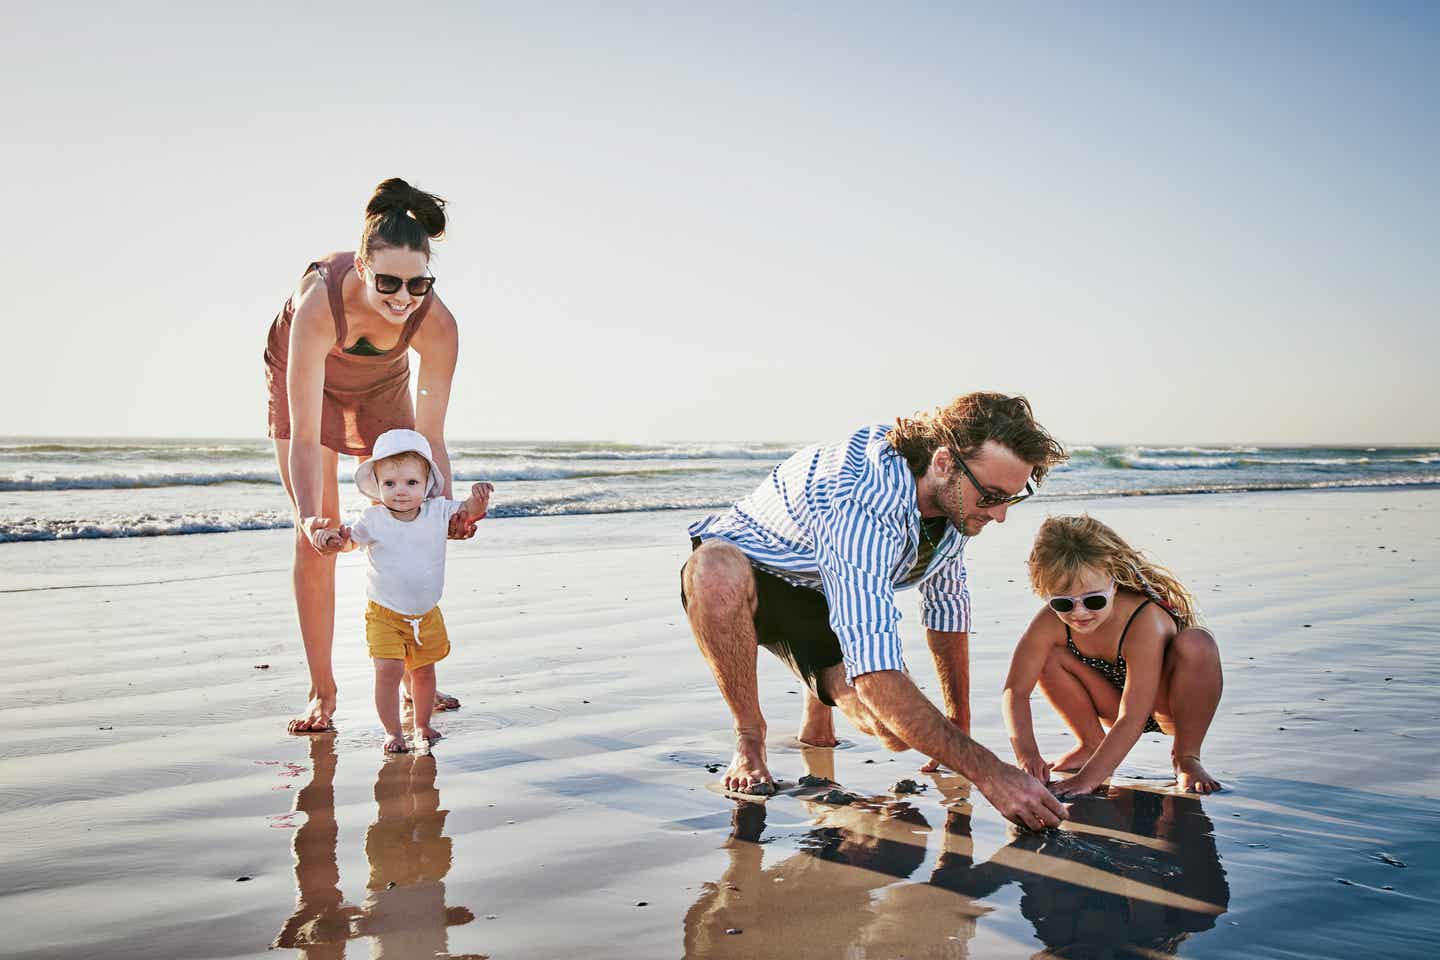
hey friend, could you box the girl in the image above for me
[1003,516,1223,796]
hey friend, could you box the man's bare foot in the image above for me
[1051,742,1098,772]
[383,733,409,754]
[725,733,775,795]
[797,709,838,748]
[1175,754,1221,794]
[287,694,336,734]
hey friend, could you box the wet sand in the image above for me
[2,488,1437,958]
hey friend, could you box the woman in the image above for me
[265,177,469,733]
[1002,515,1223,795]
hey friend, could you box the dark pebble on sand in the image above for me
[1335,878,1354,886]
[387,881,396,889]
[1278,727,1286,731]
[636,901,649,907]
[1383,884,1395,891]
[891,779,927,794]
[725,928,743,935]
[236,876,252,882]
[864,759,876,764]
[582,700,590,704]
[798,774,835,789]
[254,664,269,669]
[1373,852,1407,868]
[815,789,856,806]
[99,726,113,731]
[1385,677,1393,681]
[1303,624,1312,628]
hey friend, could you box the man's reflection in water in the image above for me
[272,738,477,959]
[685,751,1230,959]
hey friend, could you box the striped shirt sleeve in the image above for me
[920,559,971,633]
[812,494,909,681]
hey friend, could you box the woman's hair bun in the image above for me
[360,178,447,256]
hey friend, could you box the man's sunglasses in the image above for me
[1047,583,1115,614]
[954,455,1036,508]
[368,268,435,297]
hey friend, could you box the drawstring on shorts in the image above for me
[404,616,424,646]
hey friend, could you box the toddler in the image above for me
[320,429,492,753]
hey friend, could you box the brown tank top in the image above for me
[263,252,434,456]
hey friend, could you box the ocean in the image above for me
[1,437,1437,544]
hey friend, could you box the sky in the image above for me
[4,2,1437,444]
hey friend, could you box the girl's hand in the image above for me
[1017,754,1052,784]
[1049,774,1103,801]
[301,517,343,555]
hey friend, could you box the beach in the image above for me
[2,486,1438,958]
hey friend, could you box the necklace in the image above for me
[917,517,963,565]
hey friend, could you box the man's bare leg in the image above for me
[683,543,773,795]
[797,688,839,747]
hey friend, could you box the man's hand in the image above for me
[975,759,1068,830]
[300,516,343,555]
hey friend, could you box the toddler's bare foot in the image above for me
[1175,755,1221,794]
[383,733,409,754]
[1051,742,1098,772]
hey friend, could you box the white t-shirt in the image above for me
[349,498,465,616]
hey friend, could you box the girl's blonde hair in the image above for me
[1028,515,1199,629]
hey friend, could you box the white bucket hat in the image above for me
[354,429,446,501]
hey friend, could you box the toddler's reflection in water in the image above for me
[686,748,1229,958]
[273,737,480,959]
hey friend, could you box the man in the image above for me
[681,392,1069,830]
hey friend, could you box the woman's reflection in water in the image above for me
[686,748,1230,959]
[272,737,478,959]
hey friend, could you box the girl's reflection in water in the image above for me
[272,736,479,959]
[686,748,1229,958]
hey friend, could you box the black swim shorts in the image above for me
[680,539,844,707]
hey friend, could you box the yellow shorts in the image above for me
[365,601,450,672]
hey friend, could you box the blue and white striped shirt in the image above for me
[689,425,970,682]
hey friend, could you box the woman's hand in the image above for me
[301,516,344,555]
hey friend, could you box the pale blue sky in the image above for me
[4,2,1436,443]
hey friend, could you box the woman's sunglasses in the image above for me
[367,266,435,297]
[1047,582,1115,614]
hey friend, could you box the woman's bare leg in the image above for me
[1038,647,1120,771]
[275,438,341,733]
[1155,628,1223,793]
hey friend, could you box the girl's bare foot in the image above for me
[1051,742,1098,772]
[383,733,409,754]
[1175,754,1221,794]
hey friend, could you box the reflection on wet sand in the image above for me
[272,737,481,959]
[685,749,1229,958]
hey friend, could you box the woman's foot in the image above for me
[1175,754,1221,794]
[287,694,336,734]
[383,732,409,754]
[415,725,443,743]
[1051,742,1098,772]
[403,690,461,711]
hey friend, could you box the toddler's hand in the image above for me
[301,516,343,555]
[469,481,494,519]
